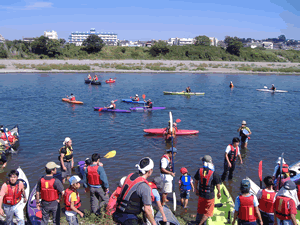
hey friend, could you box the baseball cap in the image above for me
[69,175,81,185]
[180,167,188,174]
[167,147,177,153]
[63,137,71,145]
[45,162,60,169]
[283,180,296,190]
[201,155,212,163]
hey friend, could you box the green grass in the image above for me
[32,63,91,70]
[0,64,6,69]
[13,64,32,69]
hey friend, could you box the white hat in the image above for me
[135,94,138,96]
[111,100,114,103]
[242,120,247,125]
[69,175,81,185]
[276,157,286,164]
[63,137,71,145]
[135,157,154,174]
[119,176,127,187]
[45,162,60,169]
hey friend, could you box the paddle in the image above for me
[74,150,116,168]
[258,160,262,188]
[169,111,177,212]
[175,119,181,123]
[264,86,268,89]
[142,94,146,107]
[279,153,284,190]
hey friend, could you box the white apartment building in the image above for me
[68,28,118,46]
[167,37,195,46]
[262,41,273,49]
[44,30,58,40]
[209,37,218,46]
[0,34,5,43]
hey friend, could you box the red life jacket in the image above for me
[199,168,214,193]
[281,164,289,174]
[112,104,116,109]
[87,165,102,186]
[275,196,293,220]
[148,182,157,202]
[258,189,275,213]
[40,177,59,201]
[0,133,7,141]
[106,186,122,215]
[160,155,172,174]
[64,188,81,211]
[7,132,14,143]
[95,77,98,81]
[70,96,75,101]
[3,182,22,205]
[238,195,257,222]
[228,144,238,162]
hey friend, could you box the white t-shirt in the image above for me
[225,145,240,155]
[160,157,173,181]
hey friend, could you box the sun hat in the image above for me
[63,137,71,145]
[242,121,247,125]
[180,167,188,174]
[201,155,212,163]
[69,175,81,185]
[167,147,177,153]
[276,157,286,164]
[46,162,60,169]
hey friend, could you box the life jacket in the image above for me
[40,177,59,201]
[230,84,234,88]
[297,185,300,203]
[106,186,122,215]
[258,189,275,213]
[94,77,98,81]
[148,182,157,202]
[281,164,289,174]
[228,144,238,162]
[112,103,116,109]
[64,188,81,211]
[199,168,214,193]
[275,196,292,220]
[87,165,102,186]
[160,154,172,174]
[7,132,14,143]
[58,146,73,162]
[3,181,22,205]
[70,96,75,101]
[275,176,290,192]
[117,173,152,214]
[134,97,139,101]
[238,195,257,222]
[147,102,153,108]
[0,133,7,141]
[180,175,192,191]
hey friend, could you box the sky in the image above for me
[0,0,299,41]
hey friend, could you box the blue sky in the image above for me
[0,0,299,41]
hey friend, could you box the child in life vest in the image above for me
[106,176,126,216]
[64,175,84,225]
[178,167,194,208]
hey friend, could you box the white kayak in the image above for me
[256,89,288,93]
[17,167,30,210]
[245,177,260,195]
[289,160,300,178]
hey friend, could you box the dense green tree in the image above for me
[194,35,210,46]
[224,36,243,56]
[31,36,61,57]
[81,34,105,53]
[0,45,7,58]
[149,41,169,57]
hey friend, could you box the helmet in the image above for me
[111,100,114,103]
[135,94,138,97]
[148,99,151,102]
[240,179,250,192]
[241,120,246,125]
[272,84,274,86]
[180,167,188,174]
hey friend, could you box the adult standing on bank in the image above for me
[82,153,109,215]
[194,155,221,225]
[237,121,252,149]
[59,137,74,184]
[0,170,27,225]
[36,162,64,225]
[221,137,243,181]
[113,157,156,225]
[160,147,177,206]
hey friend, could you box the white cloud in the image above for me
[24,1,53,10]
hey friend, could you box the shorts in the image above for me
[61,161,72,178]
[197,196,215,217]
[241,137,248,143]
[180,190,190,199]
[163,180,172,193]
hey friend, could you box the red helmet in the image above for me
[180,167,188,174]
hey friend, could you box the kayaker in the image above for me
[82,153,109,215]
[36,162,64,225]
[109,78,113,81]
[160,147,177,206]
[186,86,191,93]
[106,176,126,216]
[194,155,221,225]
[67,94,76,101]
[232,179,263,225]
[273,157,290,191]
[113,157,156,225]
[229,81,234,88]
[0,152,7,169]
[221,137,243,181]
[133,94,139,101]
[237,120,252,148]
[0,170,27,225]
[0,127,14,144]
[93,75,98,81]
[87,74,92,80]
[165,121,176,141]
[145,99,153,108]
[64,175,84,225]
[59,137,74,184]
[257,176,276,225]
[274,180,299,225]
[105,100,116,110]
[270,84,276,91]
[179,167,194,209]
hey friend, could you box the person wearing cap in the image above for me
[82,153,109,215]
[67,94,76,101]
[270,84,276,91]
[221,137,243,181]
[36,162,64,225]
[59,137,74,184]
[64,175,84,225]
[105,100,116,110]
[229,81,234,88]
[274,180,299,225]
[179,167,194,209]
[133,94,139,101]
[113,157,156,225]
[145,99,153,108]
[257,176,276,225]
[232,179,263,225]
[0,170,27,225]
[160,147,177,206]
[237,121,252,149]
[194,155,221,225]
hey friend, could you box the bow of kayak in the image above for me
[122,99,146,104]
[94,107,131,113]
[106,80,116,83]
[144,128,199,135]
[62,98,83,104]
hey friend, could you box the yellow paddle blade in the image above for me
[104,150,116,159]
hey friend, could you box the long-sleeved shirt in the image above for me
[82,164,109,189]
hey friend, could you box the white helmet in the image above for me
[135,94,138,97]
[242,120,246,125]
[111,100,114,103]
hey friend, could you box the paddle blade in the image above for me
[173,191,177,211]
[142,94,145,99]
[176,119,181,123]
[98,108,103,112]
[258,161,262,181]
[113,99,118,102]
[36,210,42,219]
[104,150,116,159]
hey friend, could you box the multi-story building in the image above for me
[0,34,5,43]
[68,28,118,46]
[22,37,36,43]
[167,37,195,46]
[44,30,58,40]
[209,37,219,46]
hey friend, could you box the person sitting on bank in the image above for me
[67,94,76,101]
[64,175,84,225]
[93,75,98,81]
[237,120,252,149]
[133,94,139,101]
[145,99,153,108]
[0,170,27,225]
[229,81,234,88]
[105,101,116,110]
[179,167,194,209]
[186,86,191,93]
[59,137,74,184]
[270,84,276,91]
[232,179,263,225]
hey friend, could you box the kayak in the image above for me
[155,205,180,225]
[91,80,101,85]
[289,160,300,178]
[106,80,116,83]
[62,98,83,104]
[94,107,131,113]
[122,99,146,104]
[163,91,205,95]
[256,89,288,93]
[130,107,166,111]
[245,177,260,195]
[207,183,236,224]
[0,125,20,154]
[84,79,91,84]
[17,167,30,210]
[144,128,199,135]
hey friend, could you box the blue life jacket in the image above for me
[180,175,191,191]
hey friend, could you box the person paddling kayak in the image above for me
[145,99,153,108]
[186,86,191,93]
[132,94,139,101]
[270,84,276,91]
[165,121,176,141]
[105,101,116,110]
[93,75,98,81]
[87,74,92,80]
[229,81,234,88]
[67,94,76,101]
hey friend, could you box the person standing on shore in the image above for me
[36,162,64,225]
[221,137,243,181]
[59,137,74,184]
[194,155,221,225]
[237,121,252,149]
[82,153,109,215]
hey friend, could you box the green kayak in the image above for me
[163,91,205,95]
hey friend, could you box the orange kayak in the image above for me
[62,98,83,104]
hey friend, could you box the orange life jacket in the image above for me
[228,144,238,162]
[106,186,122,215]
[40,177,59,201]
[275,196,294,220]
[238,195,257,222]
[199,168,214,193]
[64,188,81,211]
[258,189,275,213]
[87,165,102,186]
[3,182,22,205]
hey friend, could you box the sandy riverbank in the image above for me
[0,59,300,74]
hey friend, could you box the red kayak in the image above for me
[144,128,199,135]
[106,80,116,83]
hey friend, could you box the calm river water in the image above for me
[0,72,300,214]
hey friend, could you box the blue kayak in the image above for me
[122,99,146,104]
